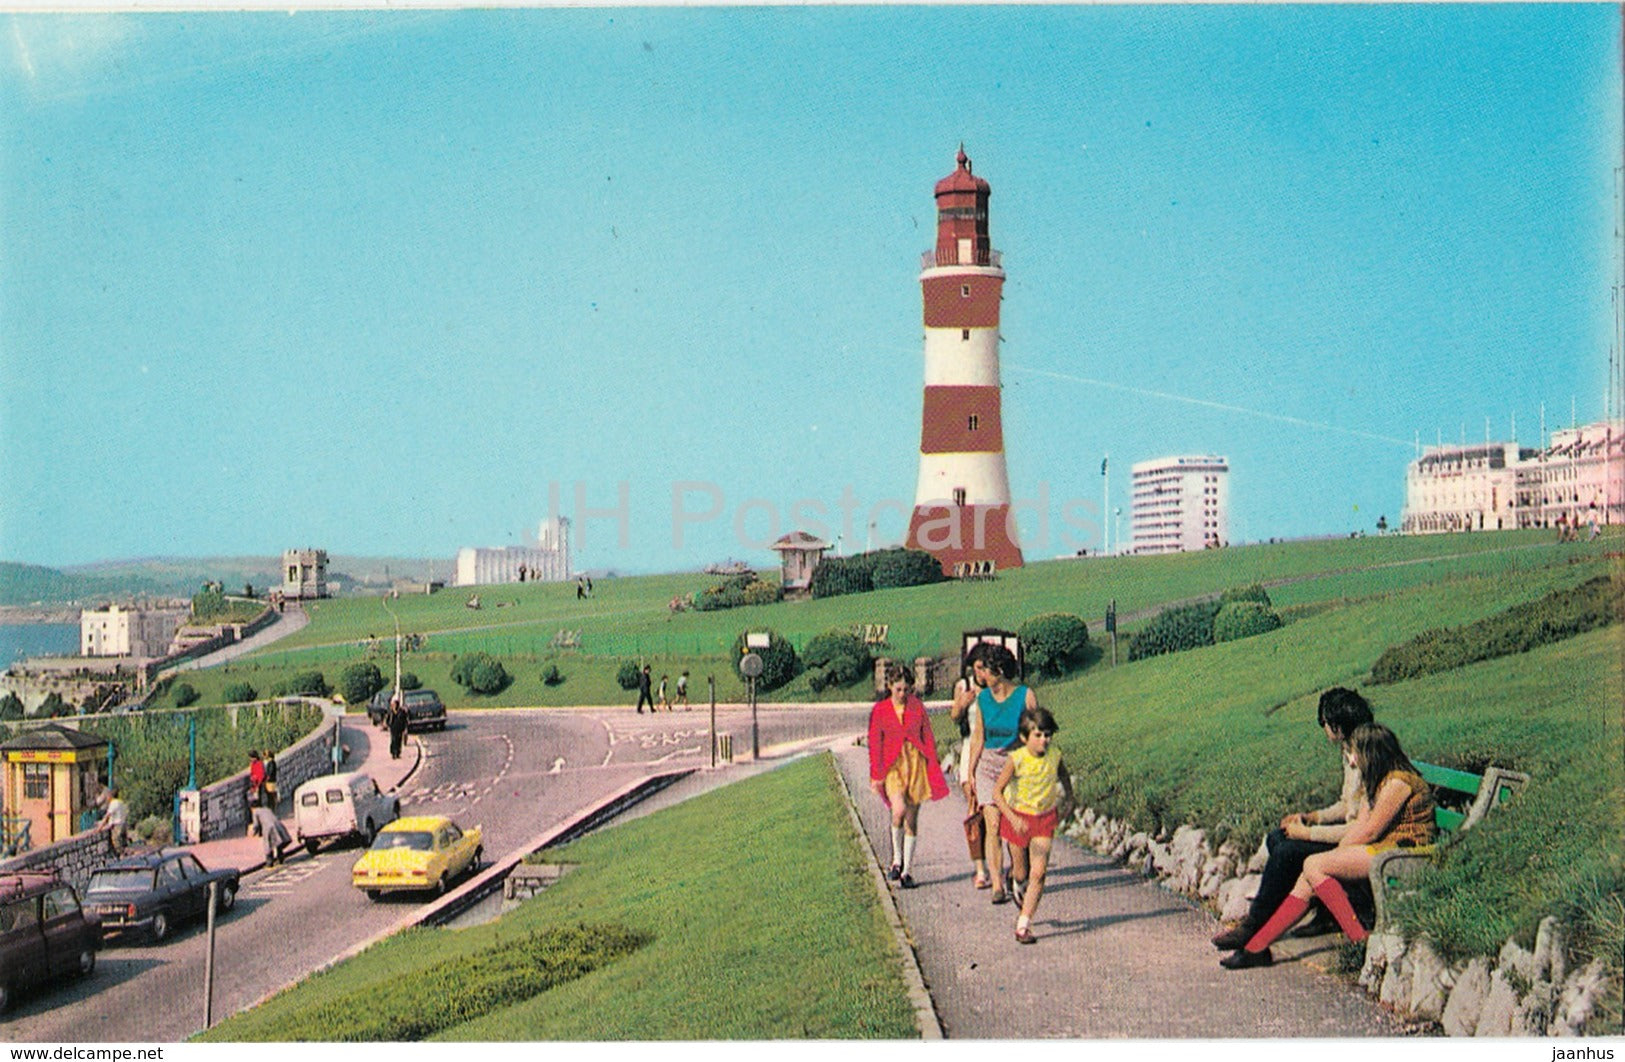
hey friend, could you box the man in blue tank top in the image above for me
[961,644,1037,904]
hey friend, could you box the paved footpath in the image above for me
[833,744,1402,1039]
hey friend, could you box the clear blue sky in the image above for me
[2,6,1620,573]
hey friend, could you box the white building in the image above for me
[455,517,571,587]
[1403,420,1623,534]
[80,603,188,658]
[1130,455,1230,555]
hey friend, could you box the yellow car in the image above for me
[351,815,483,900]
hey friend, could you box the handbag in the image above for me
[963,794,986,858]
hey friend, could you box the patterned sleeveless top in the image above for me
[1376,769,1437,847]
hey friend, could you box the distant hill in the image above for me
[0,555,452,606]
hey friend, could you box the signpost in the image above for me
[1106,599,1118,667]
[742,634,769,760]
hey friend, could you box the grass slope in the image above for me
[201,755,915,1041]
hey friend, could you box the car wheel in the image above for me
[363,819,376,845]
[304,838,320,856]
[150,911,170,943]
[0,980,11,1013]
[366,889,382,901]
[434,874,447,897]
[77,947,96,978]
[471,846,484,872]
[217,883,237,913]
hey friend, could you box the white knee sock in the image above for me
[890,825,904,868]
[902,833,917,876]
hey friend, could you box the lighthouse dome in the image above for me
[934,147,990,197]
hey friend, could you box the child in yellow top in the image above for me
[992,707,1075,944]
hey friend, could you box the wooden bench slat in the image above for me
[1416,760,1483,796]
[1434,807,1467,833]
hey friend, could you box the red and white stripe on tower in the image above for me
[904,147,1024,575]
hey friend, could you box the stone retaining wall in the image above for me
[0,828,117,895]
[181,699,344,842]
[1062,803,1615,1035]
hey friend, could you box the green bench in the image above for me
[1368,760,1529,924]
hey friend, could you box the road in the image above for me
[7,704,870,1042]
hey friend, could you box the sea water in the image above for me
[0,622,79,665]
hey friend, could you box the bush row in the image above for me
[1370,574,1622,685]
[1127,585,1280,661]
[289,924,650,1041]
[809,548,943,599]
[691,574,782,611]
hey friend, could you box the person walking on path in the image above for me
[961,644,1037,904]
[261,750,280,812]
[991,707,1076,944]
[868,664,950,889]
[250,791,292,866]
[1220,722,1436,969]
[1211,687,1374,949]
[676,670,689,709]
[658,674,672,712]
[386,691,409,761]
[950,644,991,889]
[635,664,654,714]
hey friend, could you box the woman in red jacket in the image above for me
[869,663,950,888]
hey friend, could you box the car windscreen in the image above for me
[370,831,433,852]
[87,869,155,892]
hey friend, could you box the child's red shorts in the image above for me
[1000,808,1059,848]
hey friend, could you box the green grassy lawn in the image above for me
[199,754,916,1041]
[959,558,1622,998]
[187,529,1616,711]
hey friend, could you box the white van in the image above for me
[292,772,401,855]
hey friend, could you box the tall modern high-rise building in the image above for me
[1130,455,1230,554]
[904,148,1024,576]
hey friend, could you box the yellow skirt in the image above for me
[883,743,933,805]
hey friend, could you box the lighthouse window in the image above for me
[962,328,970,341]
[961,285,971,297]
[968,415,979,431]
[953,488,967,507]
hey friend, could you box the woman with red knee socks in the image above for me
[1220,723,1436,969]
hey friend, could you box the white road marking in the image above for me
[550,757,565,774]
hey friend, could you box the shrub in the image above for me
[134,815,172,846]
[741,579,782,606]
[0,693,21,720]
[801,629,872,692]
[870,548,945,590]
[732,629,798,692]
[172,683,200,708]
[1370,574,1619,684]
[809,554,875,599]
[271,671,330,698]
[337,663,385,707]
[1126,601,1221,661]
[39,692,69,717]
[1017,613,1091,678]
[468,659,511,696]
[399,672,421,691]
[616,661,642,690]
[542,664,564,686]
[1220,584,1273,608]
[451,652,498,688]
[220,682,258,704]
[1214,601,1284,643]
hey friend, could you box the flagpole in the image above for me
[1102,454,1110,555]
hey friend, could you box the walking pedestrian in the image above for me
[576,576,586,600]
[387,691,409,760]
[949,644,991,889]
[658,674,671,712]
[868,664,949,889]
[635,664,654,714]
[960,644,1037,904]
[991,707,1076,943]
[676,670,690,709]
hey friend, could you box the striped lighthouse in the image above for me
[904,147,1024,575]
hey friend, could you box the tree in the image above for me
[172,683,200,708]
[0,692,23,720]
[338,663,386,707]
[1017,613,1091,678]
[616,661,642,690]
[468,659,510,695]
[399,672,421,691]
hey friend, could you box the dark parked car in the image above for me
[366,688,447,731]
[0,871,98,1011]
[83,850,239,943]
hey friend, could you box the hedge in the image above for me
[1214,601,1283,643]
[1370,574,1621,684]
[1017,613,1090,678]
[801,629,872,692]
[1126,601,1220,661]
